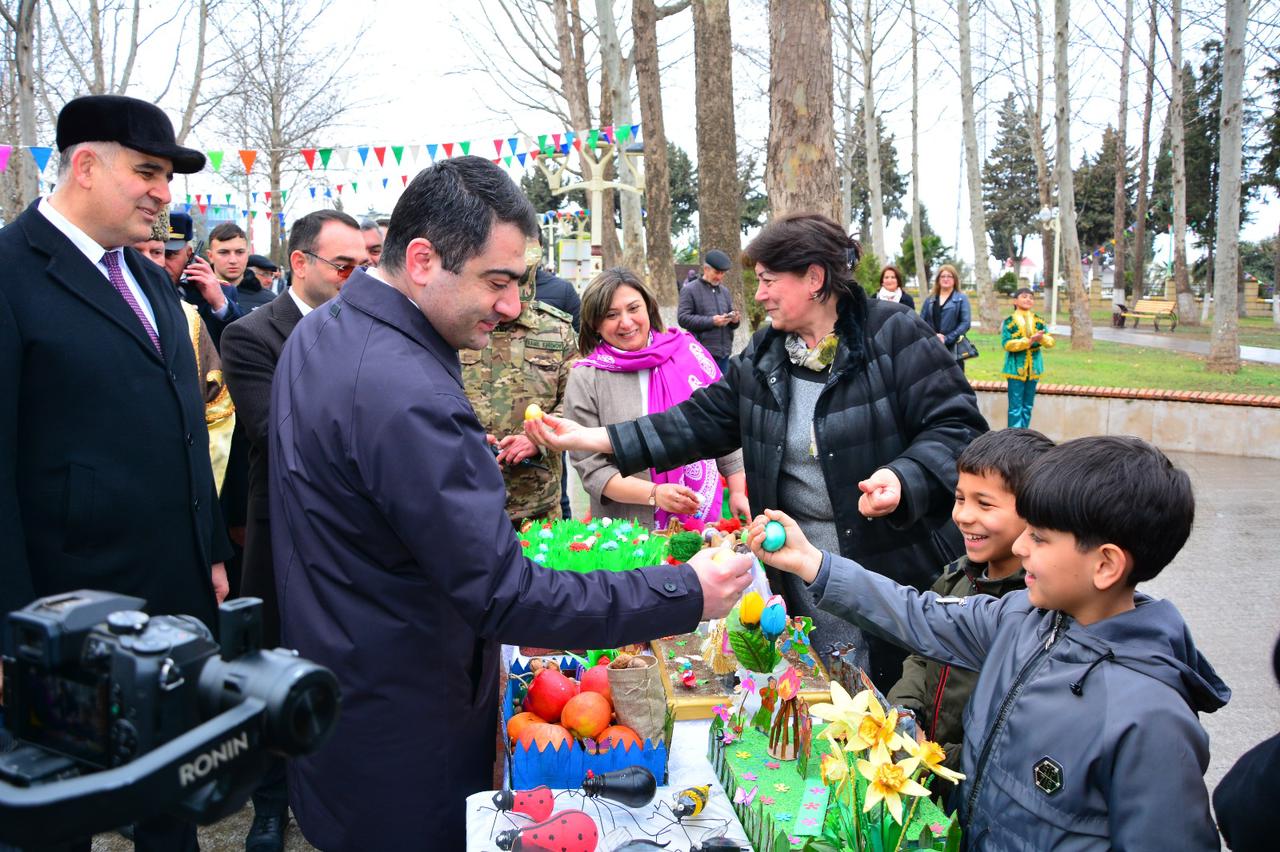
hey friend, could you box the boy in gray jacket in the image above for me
[748,436,1229,850]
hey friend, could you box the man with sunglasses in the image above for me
[219,209,367,852]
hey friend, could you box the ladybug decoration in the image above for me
[491,785,555,823]
[494,809,599,852]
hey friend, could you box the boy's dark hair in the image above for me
[1014,287,1033,298]
[1017,436,1194,584]
[208,222,245,244]
[957,428,1055,496]
[381,156,537,276]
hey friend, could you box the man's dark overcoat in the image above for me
[219,290,303,647]
[0,201,230,627]
[270,270,705,850]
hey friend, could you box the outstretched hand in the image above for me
[857,468,902,518]
[687,547,754,620]
[746,509,823,584]
[522,412,612,455]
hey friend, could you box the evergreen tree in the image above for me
[1073,126,1135,255]
[896,205,951,281]
[521,169,563,214]
[739,152,769,234]
[982,93,1041,264]
[667,142,699,238]
[847,102,906,245]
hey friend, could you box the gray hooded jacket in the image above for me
[811,552,1230,851]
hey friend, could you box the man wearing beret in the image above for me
[677,247,740,374]
[0,94,232,850]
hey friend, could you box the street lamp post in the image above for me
[1036,206,1062,329]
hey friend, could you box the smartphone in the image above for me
[187,239,206,266]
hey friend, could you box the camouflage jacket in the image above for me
[461,298,575,522]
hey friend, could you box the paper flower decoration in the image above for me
[776,666,802,701]
[905,737,967,784]
[856,755,932,824]
[739,591,765,628]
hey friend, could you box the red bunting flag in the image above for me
[264,191,272,204]
[552,133,562,147]
[336,184,344,194]
[197,202,208,214]
[239,149,257,174]
[494,139,504,155]
[442,142,454,158]
[301,149,317,169]
[401,174,408,186]
[373,146,386,166]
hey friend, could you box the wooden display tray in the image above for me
[651,632,832,721]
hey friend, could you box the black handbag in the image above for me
[953,335,979,361]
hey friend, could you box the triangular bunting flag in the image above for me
[309,187,316,199]
[224,193,231,204]
[460,141,471,156]
[197,201,208,214]
[264,191,272,204]
[391,145,404,165]
[565,131,576,148]
[443,142,454,158]
[427,143,438,161]
[508,137,519,155]
[277,213,285,225]
[630,123,640,141]
[587,130,599,149]
[382,177,388,188]
[517,152,527,166]
[601,125,614,143]
[552,133,562,147]
[494,139,504,155]
[537,134,548,153]
[29,146,52,172]
[616,125,631,143]
[335,148,351,169]
[208,150,224,172]
[560,143,570,155]
[239,149,257,174]
[504,156,512,167]
[252,192,258,203]
[572,136,582,152]
[351,181,358,192]
[186,194,191,204]
[302,149,317,169]
[195,194,202,203]
[280,189,288,202]
[318,148,333,168]
[492,158,500,165]
[401,174,408,186]
[357,146,370,166]
[374,146,386,166]
[336,184,344,194]
[241,209,248,218]
[324,188,332,197]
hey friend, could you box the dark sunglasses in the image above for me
[303,250,364,280]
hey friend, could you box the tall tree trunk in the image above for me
[597,65,623,270]
[839,0,854,228]
[861,0,886,264]
[1132,0,1156,302]
[910,0,927,295]
[595,0,646,277]
[1027,1,1055,304]
[958,0,1000,329]
[633,0,678,306]
[692,0,745,316]
[1273,220,1279,327]
[1055,0,1092,349]
[1,0,40,209]
[765,0,839,221]
[1170,0,1196,322]
[1112,0,1133,313]
[1207,0,1247,373]
[552,0,592,131]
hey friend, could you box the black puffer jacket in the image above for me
[608,297,988,592]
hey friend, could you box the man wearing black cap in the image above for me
[162,210,244,347]
[677,247,740,373]
[238,254,279,311]
[0,94,232,851]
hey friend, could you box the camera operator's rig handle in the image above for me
[0,699,269,849]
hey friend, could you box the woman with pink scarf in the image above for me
[565,268,749,529]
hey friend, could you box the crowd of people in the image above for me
[0,94,1270,852]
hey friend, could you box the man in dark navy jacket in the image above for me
[270,157,753,851]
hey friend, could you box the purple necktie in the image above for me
[102,250,161,354]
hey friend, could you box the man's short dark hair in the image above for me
[381,156,537,275]
[1017,436,1195,585]
[287,210,361,257]
[208,222,246,244]
[957,428,1055,497]
[359,218,382,233]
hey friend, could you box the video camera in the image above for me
[0,591,340,849]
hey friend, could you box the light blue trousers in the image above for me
[1007,379,1039,429]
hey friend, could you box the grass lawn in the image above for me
[964,331,1280,396]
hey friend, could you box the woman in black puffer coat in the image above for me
[527,214,988,686]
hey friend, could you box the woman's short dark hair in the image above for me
[742,214,864,308]
[577,267,665,356]
[1016,436,1195,585]
[381,156,537,275]
[879,264,905,288]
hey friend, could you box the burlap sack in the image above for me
[607,655,667,746]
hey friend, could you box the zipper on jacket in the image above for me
[964,611,1068,820]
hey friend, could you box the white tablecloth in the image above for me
[465,718,754,851]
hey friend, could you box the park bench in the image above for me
[1120,299,1179,331]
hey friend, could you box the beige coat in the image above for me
[564,364,744,527]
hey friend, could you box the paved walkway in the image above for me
[1048,323,1280,365]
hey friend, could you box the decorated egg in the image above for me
[523,403,544,422]
[762,520,787,553]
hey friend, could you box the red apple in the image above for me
[579,663,613,703]
[524,669,578,724]
[561,692,612,740]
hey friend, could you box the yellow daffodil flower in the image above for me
[820,752,848,786]
[838,691,904,763]
[739,591,765,627]
[857,756,931,824]
[809,681,876,744]
[904,737,966,784]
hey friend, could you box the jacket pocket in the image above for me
[62,463,98,555]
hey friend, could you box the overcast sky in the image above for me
[136,0,1277,272]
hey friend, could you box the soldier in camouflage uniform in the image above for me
[461,241,576,526]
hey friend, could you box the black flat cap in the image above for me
[703,249,731,271]
[247,254,278,272]
[57,95,205,174]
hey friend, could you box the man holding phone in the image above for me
[163,211,243,347]
[677,248,740,374]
